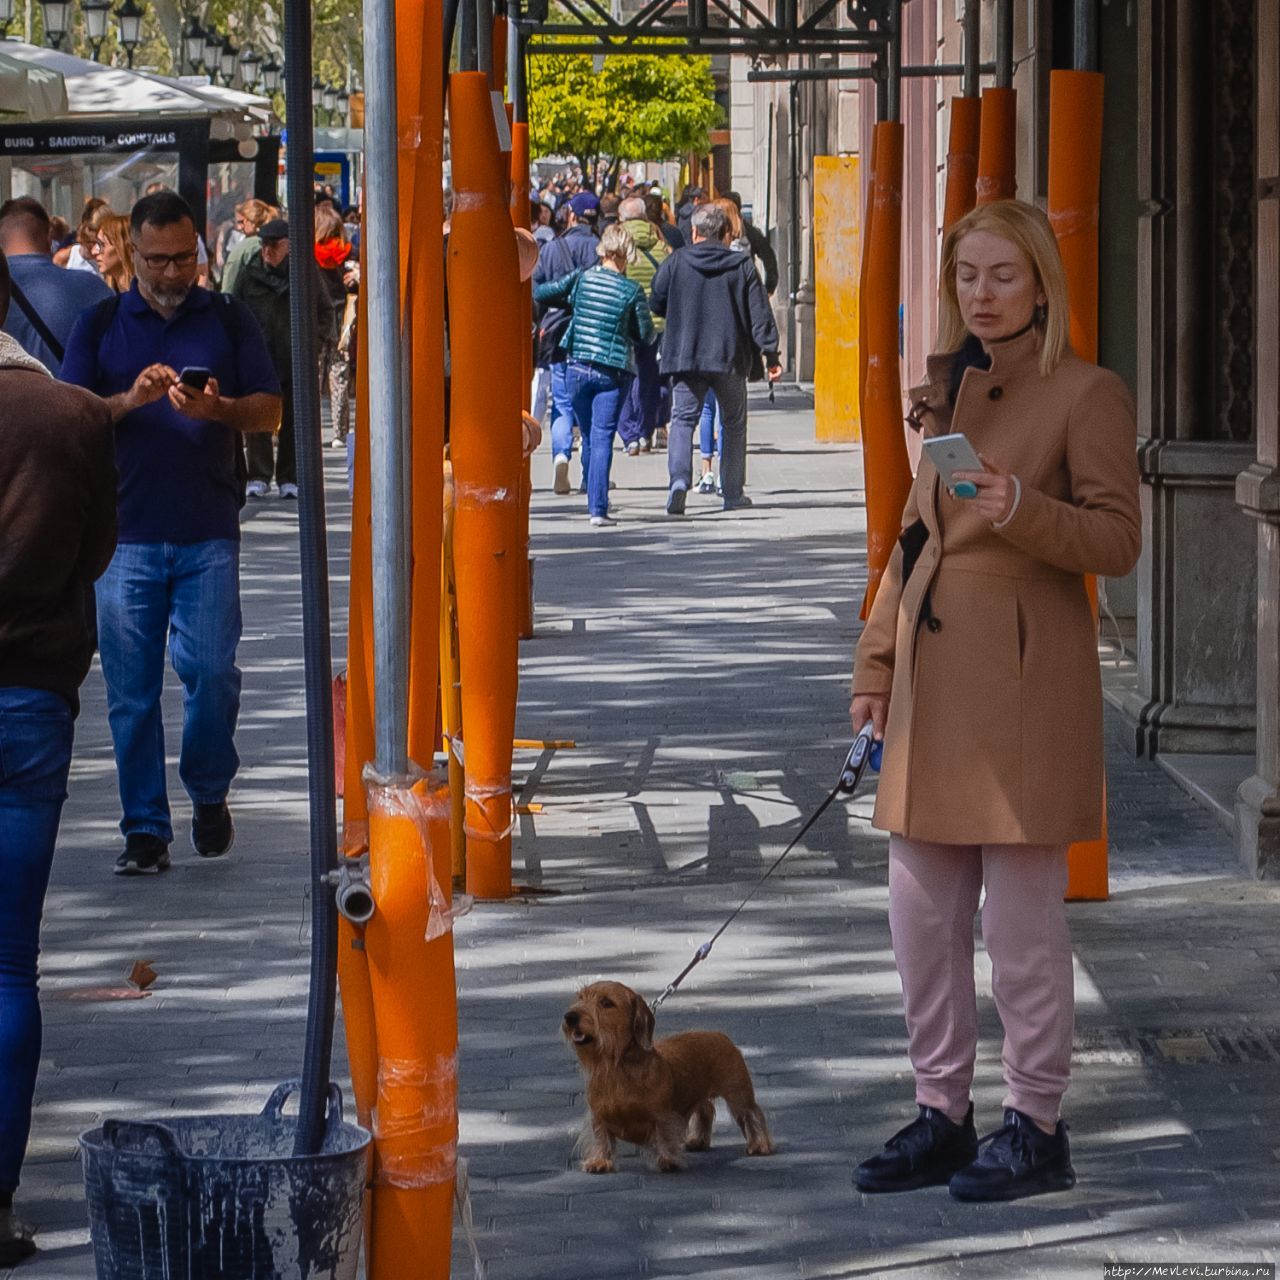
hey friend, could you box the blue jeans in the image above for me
[549,361,576,461]
[699,389,721,459]
[567,360,633,517]
[617,340,661,447]
[96,540,243,843]
[0,688,73,1194]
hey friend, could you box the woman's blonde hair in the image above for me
[96,213,134,292]
[596,222,635,264]
[712,197,743,243]
[937,199,1070,376]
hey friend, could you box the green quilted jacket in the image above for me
[532,264,656,374]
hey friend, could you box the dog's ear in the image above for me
[631,993,655,1052]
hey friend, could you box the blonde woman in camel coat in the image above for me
[849,200,1140,1204]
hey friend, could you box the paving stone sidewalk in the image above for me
[9,392,1279,1279]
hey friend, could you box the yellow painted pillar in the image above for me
[813,156,863,442]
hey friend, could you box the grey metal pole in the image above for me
[746,62,995,83]
[787,77,799,369]
[477,0,493,78]
[885,0,902,122]
[995,0,1013,88]
[1073,0,1098,72]
[962,0,980,98]
[363,0,409,779]
[507,0,525,121]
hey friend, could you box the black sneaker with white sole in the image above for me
[192,802,235,857]
[114,833,172,876]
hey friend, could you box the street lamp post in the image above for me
[336,86,350,126]
[260,57,281,94]
[239,43,261,91]
[311,74,323,123]
[39,0,70,49]
[182,15,205,72]
[83,0,112,60]
[202,25,221,73]
[114,0,144,66]
[321,81,336,124]
[218,38,238,86]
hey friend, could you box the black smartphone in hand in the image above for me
[178,366,212,391]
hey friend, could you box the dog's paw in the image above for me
[582,1157,615,1174]
[656,1154,686,1173]
[746,1137,775,1157]
[684,1136,711,1152]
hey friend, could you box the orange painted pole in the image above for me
[440,461,467,884]
[406,0,446,765]
[975,86,1018,204]
[365,773,458,1280]
[859,121,913,620]
[1048,67,1108,901]
[856,125,878,479]
[942,96,981,234]
[491,14,507,95]
[510,121,535,641]
[449,70,523,900]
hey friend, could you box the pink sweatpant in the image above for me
[887,836,1074,1128]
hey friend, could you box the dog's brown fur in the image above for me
[562,980,774,1173]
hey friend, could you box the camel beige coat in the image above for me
[852,327,1141,845]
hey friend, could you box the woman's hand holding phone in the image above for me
[952,453,1017,524]
[850,693,889,742]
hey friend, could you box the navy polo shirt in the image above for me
[61,283,280,544]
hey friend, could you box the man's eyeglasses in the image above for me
[132,245,199,270]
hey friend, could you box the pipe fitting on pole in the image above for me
[328,855,376,925]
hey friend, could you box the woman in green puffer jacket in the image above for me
[533,223,656,526]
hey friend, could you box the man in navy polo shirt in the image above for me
[61,191,282,876]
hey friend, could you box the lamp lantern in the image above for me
[115,0,145,66]
[39,0,71,49]
[182,15,205,71]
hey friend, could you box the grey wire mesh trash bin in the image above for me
[80,1081,370,1279]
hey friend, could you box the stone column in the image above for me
[1235,0,1280,877]
[1119,0,1258,757]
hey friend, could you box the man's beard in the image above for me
[142,280,192,309]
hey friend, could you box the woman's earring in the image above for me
[1035,302,1048,326]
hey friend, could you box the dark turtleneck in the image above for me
[947,317,1038,405]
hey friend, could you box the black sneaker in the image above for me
[722,494,753,511]
[192,802,235,857]
[666,484,687,516]
[114,833,172,877]
[948,1107,1076,1202]
[853,1103,978,1193]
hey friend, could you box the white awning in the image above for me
[0,45,69,120]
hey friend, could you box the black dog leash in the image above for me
[652,726,880,1012]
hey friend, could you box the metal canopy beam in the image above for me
[524,0,897,56]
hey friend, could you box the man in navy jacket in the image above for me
[649,203,781,515]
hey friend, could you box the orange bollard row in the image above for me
[942,96,981,234]
[365,772,459,1280]
[976,86,1018,204]
[1048,67,1109,901]
[448,69,524,900]
[859,121,913,621]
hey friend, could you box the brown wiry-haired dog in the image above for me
[562,980,774,1173]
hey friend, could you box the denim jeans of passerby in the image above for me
[699,389,721,459]
[668,374,749,503]
[0,687,73,1196]
[617,340,662,447]
[549,361,576,462]
[96,539,243,843]
[568,360,633,517]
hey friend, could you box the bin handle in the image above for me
[101,1118,183,1160]
[261,1080,345,1130]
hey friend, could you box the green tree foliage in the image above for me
[528,48,721,188]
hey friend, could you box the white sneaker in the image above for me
[278,483,299,499]
[329,437,346,450]
[589,514,617,527]
[245,479,269,499]
[553,454,571,495]
[696,473,717,494]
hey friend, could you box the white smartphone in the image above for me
[921,433,983,497]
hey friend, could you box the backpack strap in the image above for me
[9,279,67,364]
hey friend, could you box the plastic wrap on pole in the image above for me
[975,86,1017,204]
[942,96,981,233]
[1047,67,1108,901]
[448,69,523,900]
[365,768,458,1278]
[859,122,912,622]
[509,121,535,641]
[1047,70,1104,364]
[406,0,447,767]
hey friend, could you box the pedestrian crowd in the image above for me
[529,176,782,525]
[0,183,360,1265]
